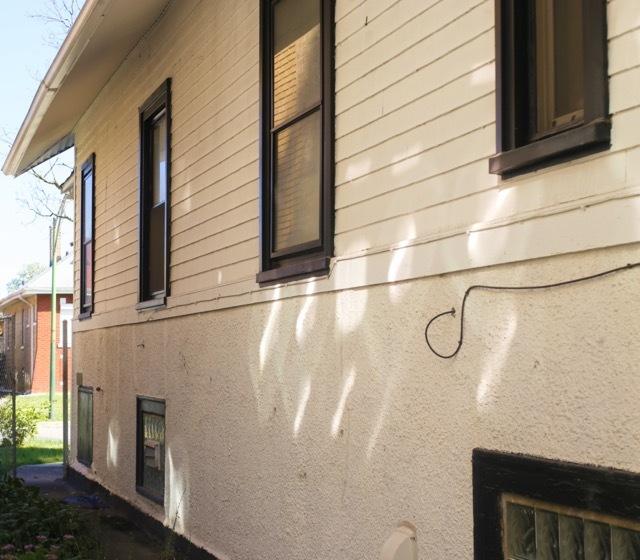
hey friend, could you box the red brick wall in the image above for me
[31,294,74,394]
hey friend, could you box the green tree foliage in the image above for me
[0,398,48,447]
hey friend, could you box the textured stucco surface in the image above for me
[71,243,640,559]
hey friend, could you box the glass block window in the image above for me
[136,398,165,503]
[473,450,640,560]
[77,387,93,466]
[505,496,640,560]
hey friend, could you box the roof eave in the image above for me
[2,0,112,177]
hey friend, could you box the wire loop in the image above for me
[424,262,640,359]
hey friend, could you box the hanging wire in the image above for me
[424,261,640,359]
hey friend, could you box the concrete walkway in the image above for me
[17,463,166,560]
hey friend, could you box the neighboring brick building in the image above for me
[0,258,73,393]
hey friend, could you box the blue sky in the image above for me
[0,2,75,297]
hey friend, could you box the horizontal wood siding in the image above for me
[75,0,640,326]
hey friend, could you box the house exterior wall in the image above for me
[70,0,640,559]
[0,297,36,391]
[32,294,73,394]
[0,294,72,393]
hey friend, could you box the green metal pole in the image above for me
[49,197,66,419]
[49,220,57,419]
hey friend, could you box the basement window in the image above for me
[138,80,171,308]
[490,0,610,176]
[136,397,165,504]
[473,450,640,559]
[257,0,335,284]
[77,387,93,467]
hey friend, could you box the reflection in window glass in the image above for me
[534,0,584,136]
[274,110,321,252]
[137,398,165,502]
[80,162,94,312]
[152,113,167,206]
[273,0,321,127]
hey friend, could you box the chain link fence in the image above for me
[0,315,17,476]
[0,316,70,477]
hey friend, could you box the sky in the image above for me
[0,2,77,298]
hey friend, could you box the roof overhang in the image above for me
[2,0,170,177]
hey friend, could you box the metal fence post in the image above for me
[11,372,17,478]
[62,320,69,478]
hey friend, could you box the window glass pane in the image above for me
[152,113,167,206]
[273,0,321,127]
[83,171,93,241]
[537,510,559,560]
[553,0,583,122]
[141,410,165,500]
[559,515,584,560]
[273,111,321,252]
[147,203,165,295]
[584,521,611,560]
[611,527,640,560]
[507,503,537,559]
[535,0,584,135]
[77,389,93,465]
[83,241,93,307]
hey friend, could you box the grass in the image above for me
[17,392,65,421]
[0,438,63,476]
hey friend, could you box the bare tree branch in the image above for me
[17,157,73,224]
[30,0,83,48]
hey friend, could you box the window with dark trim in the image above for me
[473,449,640,559]
[77,386,93,466]
[257,0,335,285]
[136,397,165,504]
[138,80,171,308]
[490,0,610,176]
[20,309,25,346]
[79,155,95,319]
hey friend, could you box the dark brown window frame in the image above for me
[77,385,93,467]
[137,79,172,309]
[257,0,335,285]
[490,0,610,177]
[135,396,166,505]
[79,154,95,320]
[473,449,640,559]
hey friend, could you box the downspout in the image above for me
[17,295,35,391]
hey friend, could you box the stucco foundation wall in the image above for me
[71,243,640,560]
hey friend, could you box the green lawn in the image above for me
[0,438,63,476]
[0,393,65,476]
[17,392,66,421]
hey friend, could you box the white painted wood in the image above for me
[71,0,640,331]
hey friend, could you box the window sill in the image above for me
[136,485,164,506]
[257,256,330,286]
[489,119,611,177]
[136,298,166,312]
[78,310,92,321]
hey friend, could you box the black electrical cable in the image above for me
[424,261,640,359]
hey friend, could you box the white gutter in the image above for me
[17,296,36,384]
[3,0,170,177]
[2,0,112,176]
